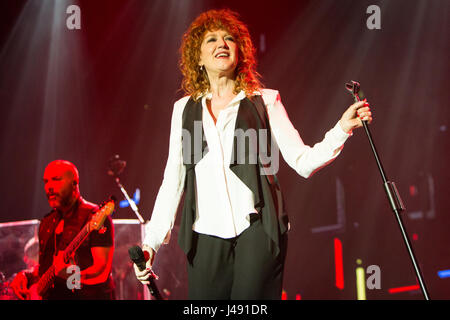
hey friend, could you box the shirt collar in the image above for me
[201,90,247,107]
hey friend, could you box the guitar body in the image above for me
[26,251,73,300]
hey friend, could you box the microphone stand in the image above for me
[107,155,145,224]
[107,155,161,300]
[112,176,145,224]
[345,81,430,300]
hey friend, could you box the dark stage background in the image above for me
[0,0,449,299]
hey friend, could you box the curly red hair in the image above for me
[179,9,263,100]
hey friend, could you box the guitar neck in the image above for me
[36,265,55,295]
[64,224,91,260]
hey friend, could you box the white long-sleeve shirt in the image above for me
[143,89,351,252]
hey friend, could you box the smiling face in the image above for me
[180,9,262,98]
[198,29,239,78]
[43,160,80,211]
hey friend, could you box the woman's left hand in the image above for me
[339,99,373,134]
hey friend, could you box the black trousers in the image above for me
[187,215,287,300]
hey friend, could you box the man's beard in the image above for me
[48,193,75,210]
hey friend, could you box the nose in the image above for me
[45,183,53,193]
[217,37,229,49]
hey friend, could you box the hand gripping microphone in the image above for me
[128,245,163,300]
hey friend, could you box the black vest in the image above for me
[179,95,289,258]
[38,198,97,277]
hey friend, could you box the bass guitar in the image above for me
[28,199,115,299]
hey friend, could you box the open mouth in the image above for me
[215,52,230,58]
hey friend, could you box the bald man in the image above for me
[11,160,115,300]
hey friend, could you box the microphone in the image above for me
[345,80,365,102]
[107,154,126,177]
[128,245,163,300]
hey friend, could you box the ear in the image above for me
[72,180,78,186]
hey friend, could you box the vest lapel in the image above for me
[230,97,265,210]
[181,98,208,171]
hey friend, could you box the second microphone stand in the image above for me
[108,155,162,300]
[346,81,430,300]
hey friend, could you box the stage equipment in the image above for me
[345,81,430,300]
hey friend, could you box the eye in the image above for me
[206,37,216,43]
[225,36,235,42]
